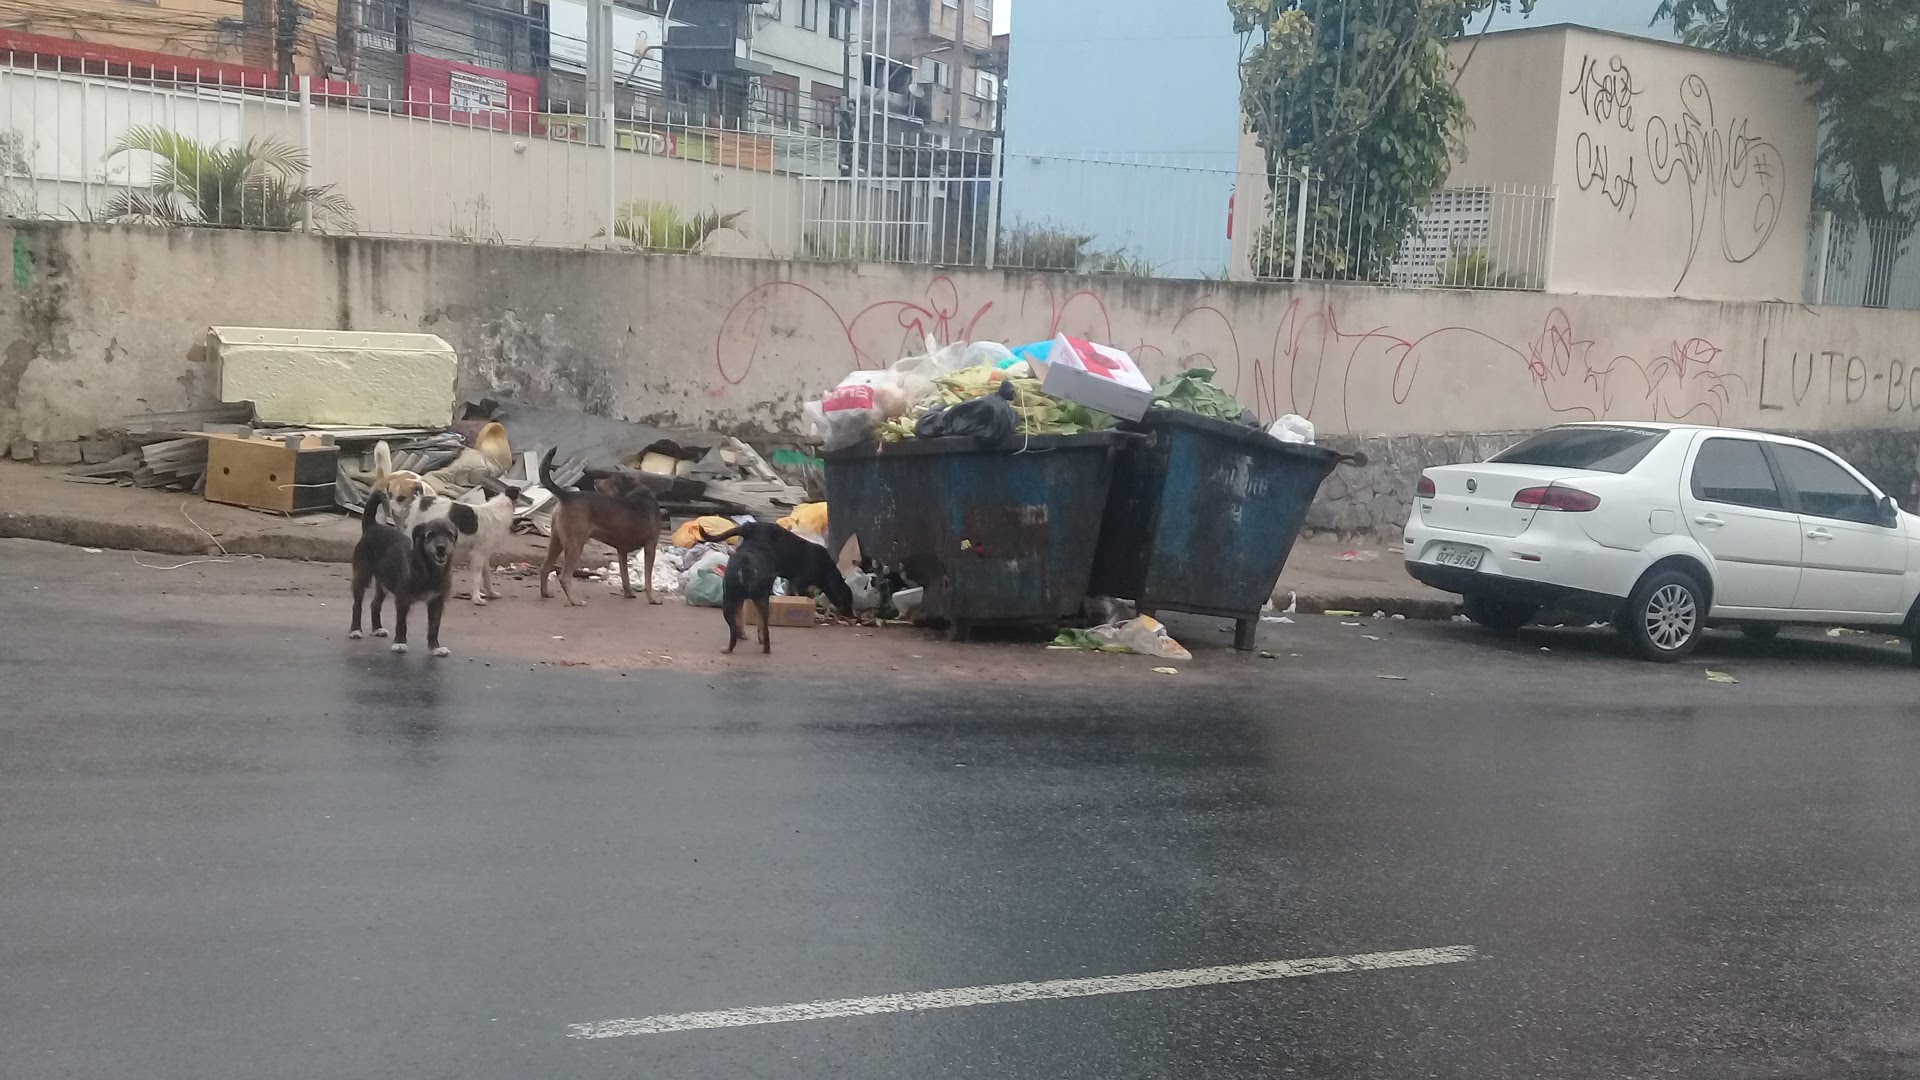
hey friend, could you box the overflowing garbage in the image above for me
[804,333,1315,453]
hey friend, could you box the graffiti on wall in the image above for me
[1567,55,1787,289]
[713,274,1781,433]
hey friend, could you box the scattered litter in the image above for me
[1262,615,1296,625]
[1336,550,1380,562]
[1376,674,1408,681]
[1050,616,1192,660]
[1826,627,1854,637]
[1324,609,1361,617]
[1540,647,1552,652]
[1341,621,1363,627]
[551,636,565,641]
[1587,622,1610,629]
[1705,669,1739,684]
[1451,614,1473,624]
[1888,639,1904,647]
[1362,634,1381,641]
[1390,614,1407,621]
[1259,651,1276,659]
[1152,666,1180,675]
[81,547,102,554]
[1372,610,1387,619]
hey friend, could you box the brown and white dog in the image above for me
[371,440,436,525]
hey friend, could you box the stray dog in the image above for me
[402,481,522,606]
[537,448,662,607]
[697,522,855,654]
[350,491,459,656]
[371,440,436,525]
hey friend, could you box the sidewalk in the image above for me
[0,461,1457,618]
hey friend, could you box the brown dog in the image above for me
[537,448,662,607]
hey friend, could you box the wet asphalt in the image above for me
[8,539,1920,1079]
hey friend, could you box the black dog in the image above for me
[350,490,460,656]
[698,522,855,654]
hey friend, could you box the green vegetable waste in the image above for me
[878,362,1116,441]
[1150,367,1257,424]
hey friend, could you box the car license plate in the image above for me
[1434,544,1484,571]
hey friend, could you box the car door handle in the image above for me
[1693,514,1725,527]
[1807,528,1835,542]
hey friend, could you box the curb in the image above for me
[1,512,1464,621]
[0,511,357,564]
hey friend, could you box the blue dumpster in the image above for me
[1090,410,1358,650]
[826,434,1123,639]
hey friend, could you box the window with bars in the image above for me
[472,14,512,68]
[828,1,849,39]
[357,0,399,51]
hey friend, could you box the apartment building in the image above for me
[875,0,1000,146]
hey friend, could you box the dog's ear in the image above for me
[448,503,479,534]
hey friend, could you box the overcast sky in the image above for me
[994,0,1010,35]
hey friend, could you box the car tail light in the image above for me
[1416,475,1436,498]
[1512,485,1601,512]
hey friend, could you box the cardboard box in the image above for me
[741,594,817,628]
[1038,335,1153,421]
[203,433,340,514]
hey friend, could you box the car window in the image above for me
[1691,438,1784,510]
[1772,445,1885,525]
[1489,426,1667,473]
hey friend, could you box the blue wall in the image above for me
[1483,0,1674,39]
[997,2,1676,280]
[999,0,1244,278]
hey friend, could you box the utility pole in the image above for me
[584,0,615,145]
[275,0,301,88]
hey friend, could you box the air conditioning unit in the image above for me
[700,71,722,89]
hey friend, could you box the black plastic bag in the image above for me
[915,380,1017,444]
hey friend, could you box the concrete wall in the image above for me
[11,222,1920,529]
[1452,27,1817,302]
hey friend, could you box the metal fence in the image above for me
[2,49,1553,289]
[1808,211,1920,311]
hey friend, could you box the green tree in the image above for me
[1231,0,1533,281]
[1658,1,1920,307]
[100,127,354,232]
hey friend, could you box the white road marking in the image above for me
[567,944,1477,1040]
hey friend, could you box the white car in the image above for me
[1403,423,1920,662]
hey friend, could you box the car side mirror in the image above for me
[1880,494,1901,528]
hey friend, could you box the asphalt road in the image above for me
[7,537,1920,1079]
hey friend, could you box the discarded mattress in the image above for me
[213,326,457,428]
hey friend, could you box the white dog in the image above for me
[403,484,521,606]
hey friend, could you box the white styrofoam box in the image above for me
[212,326,457,427]
[1039,334,1153,421]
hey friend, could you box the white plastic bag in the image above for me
[1267,414,1316,445]
[678,547,729,592]
[1088,616,1193,660]
[844,569,881,612]
[891,586,924,621]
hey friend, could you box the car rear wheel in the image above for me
[1463,595,1537,638]
[1619,568,1706,661]
[1741,623,1781,643]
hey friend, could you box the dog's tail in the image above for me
[361,490,388,533]
[538,446,571,501]
[696,524,747,545]
[373,439,394,484]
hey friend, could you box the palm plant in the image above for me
[607,200,745,253]
[100,127,354,232]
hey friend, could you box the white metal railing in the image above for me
[1807,210,1920,310]
[1,50,1557,289]
[1250,171,1557,290]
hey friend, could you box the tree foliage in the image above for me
[1658,1,1920,305]
[606,200,746,253]
[101,128,354,233]
[1230,0,1533,280]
